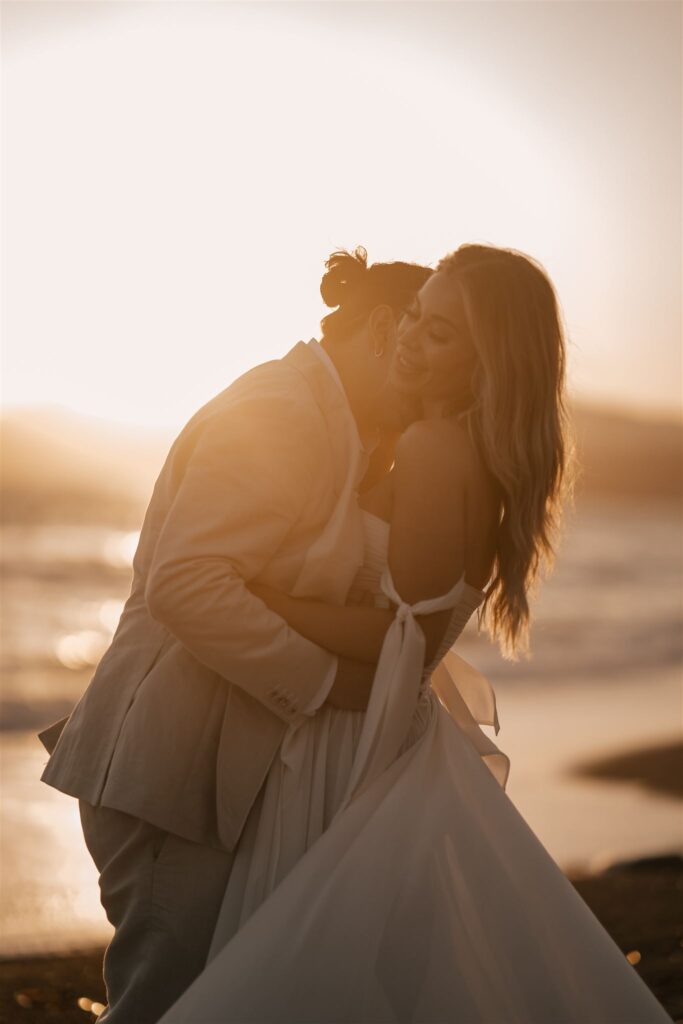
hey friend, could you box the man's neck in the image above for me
[318,338,378,451]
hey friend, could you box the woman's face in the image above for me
[388,271,477,406]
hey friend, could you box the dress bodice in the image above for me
[345,511,392,604]
[346,510,486,690]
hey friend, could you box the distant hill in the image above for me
[1,408,171,525]
[1,402,681,525]
[570,404,682,505]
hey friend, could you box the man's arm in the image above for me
[245,582,395,662]
[144,392,338,725]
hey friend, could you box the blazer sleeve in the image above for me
[144,391,337,724]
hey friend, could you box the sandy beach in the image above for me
[1,739,681,1022]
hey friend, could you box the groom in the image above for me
[38,255,431,1023]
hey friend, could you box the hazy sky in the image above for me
[2,1,681,429]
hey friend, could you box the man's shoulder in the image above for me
[209,355,309,409]
[180,351,320,437]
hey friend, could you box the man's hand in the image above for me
[325,656,377,712]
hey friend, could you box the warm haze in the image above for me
[1,8,682,1011]
[2,1,681,430]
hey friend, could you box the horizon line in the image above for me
[2,393,682,433]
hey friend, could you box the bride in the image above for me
[159,245,671,1023]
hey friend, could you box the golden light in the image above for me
[3,2,679,430]
[98,599,125,632]
[103,532,140,569]
[55,631,108,670]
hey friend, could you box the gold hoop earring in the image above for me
[373,345,385,358]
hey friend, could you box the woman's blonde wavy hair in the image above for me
[437,244,577,660]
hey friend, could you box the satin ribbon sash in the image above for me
[280,566,511,811]
[431,651,511,790]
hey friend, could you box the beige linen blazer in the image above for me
[38,340,368,852]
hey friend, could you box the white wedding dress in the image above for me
[160,511,671,1023]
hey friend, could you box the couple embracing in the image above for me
[38,244,671,1022]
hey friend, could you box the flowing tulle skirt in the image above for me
[159,692,671,1023]
[208,694,435,956]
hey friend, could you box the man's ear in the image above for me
[367,304,397,349]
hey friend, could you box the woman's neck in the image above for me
[421,387,475,422]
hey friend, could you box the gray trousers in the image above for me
[79,788,265,1024]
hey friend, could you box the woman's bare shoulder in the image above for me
[391,418,499,596]
[393,418,479,489]
[393,418,500,531]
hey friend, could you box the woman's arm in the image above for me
[386,420,470,660]
[248,419,471,667]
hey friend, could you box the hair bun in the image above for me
[320,246,368,309]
